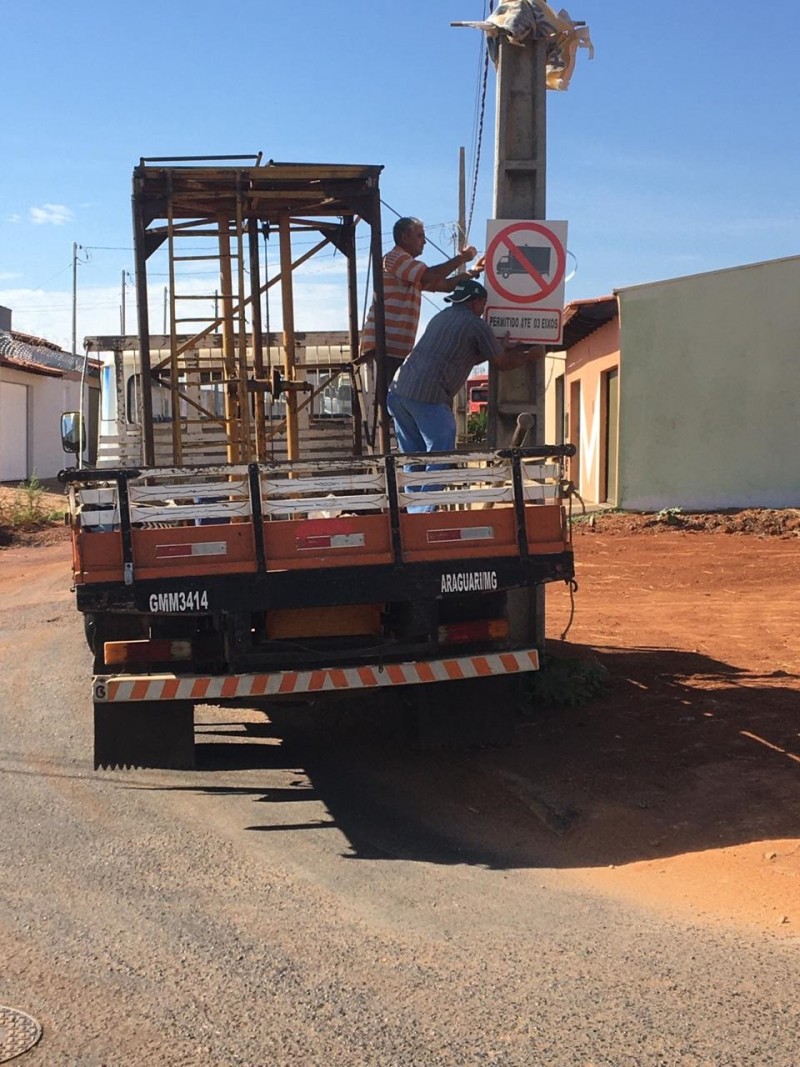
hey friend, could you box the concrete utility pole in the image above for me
[456,146,469,440]
[491,34,549,648]
[490,35,547,449]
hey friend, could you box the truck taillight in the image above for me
[437,619,509,645]
[104,639,192,666]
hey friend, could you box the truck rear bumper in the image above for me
[93,648,539,704]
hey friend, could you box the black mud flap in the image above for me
[405,675,519,749]
[94,700,195,770]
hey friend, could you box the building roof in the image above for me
[0,331,67,377]
[614,252,800,296]
[560,295,618,349]
[0,330,94,376]
[0,352,63,378]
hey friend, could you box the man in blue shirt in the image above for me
[387,278,537,455]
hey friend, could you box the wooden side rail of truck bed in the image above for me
[60,446,575,588]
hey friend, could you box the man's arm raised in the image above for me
[420,244,478,291]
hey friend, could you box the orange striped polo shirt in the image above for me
[360,246,428,359]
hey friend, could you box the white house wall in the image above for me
[617,256,800,510]
[0,365,85,481]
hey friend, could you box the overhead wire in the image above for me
[18,8,497,342]
[24,33,493,340]
[466,0,491,244]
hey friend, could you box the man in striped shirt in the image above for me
[361,217,479,387]
[387,279,538,510]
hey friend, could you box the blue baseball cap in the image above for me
[444,279,488,304]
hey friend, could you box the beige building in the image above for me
[0,307,99,481]
[547,255,800,511]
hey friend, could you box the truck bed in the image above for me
[64,447,572,597]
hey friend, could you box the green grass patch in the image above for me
[654,506,684,526]
[0,474,64,532]
[466,410,488,443]
[569,509,623,526]
[522,654,609,712]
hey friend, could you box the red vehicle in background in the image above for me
[467,374,488,415]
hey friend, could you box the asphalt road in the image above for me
[2,546,799,1066]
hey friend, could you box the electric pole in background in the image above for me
[71,241,79,359]
[490,34,549,647]
[457,146,467,252]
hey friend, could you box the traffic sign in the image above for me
[484,219,568,344]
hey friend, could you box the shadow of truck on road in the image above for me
[164,642,800,873]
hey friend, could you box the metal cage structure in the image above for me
[131,156,390,467]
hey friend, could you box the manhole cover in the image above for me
[0,1007,42,1063]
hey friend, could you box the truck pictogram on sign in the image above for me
[497,244,551,279]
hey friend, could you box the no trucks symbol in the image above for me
[485,221,567,304]
[484,219,568,343]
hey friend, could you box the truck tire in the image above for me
[94,700,195,770]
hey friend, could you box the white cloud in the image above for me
[0,264,380,351]
[29,204,74,226]
[4,214,21,224]
[0,287,74,349]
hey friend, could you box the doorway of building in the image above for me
[603,367,618,502]
[0,381,28,481]
[568,379,581,492]
[554,373,565,444]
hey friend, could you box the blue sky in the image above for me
[2,1,800,351]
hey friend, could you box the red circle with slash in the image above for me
[486,221,566,305]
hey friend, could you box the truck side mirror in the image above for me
[61,411,85,454]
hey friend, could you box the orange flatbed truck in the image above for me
[59,157,575,769]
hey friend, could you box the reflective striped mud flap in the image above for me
[93,648,540,703]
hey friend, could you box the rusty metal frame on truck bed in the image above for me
[131,156,389,466]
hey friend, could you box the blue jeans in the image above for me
[387,390,455,512]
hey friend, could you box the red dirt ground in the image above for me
[536,508,800,935]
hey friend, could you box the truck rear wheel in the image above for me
[94,700,195,770]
